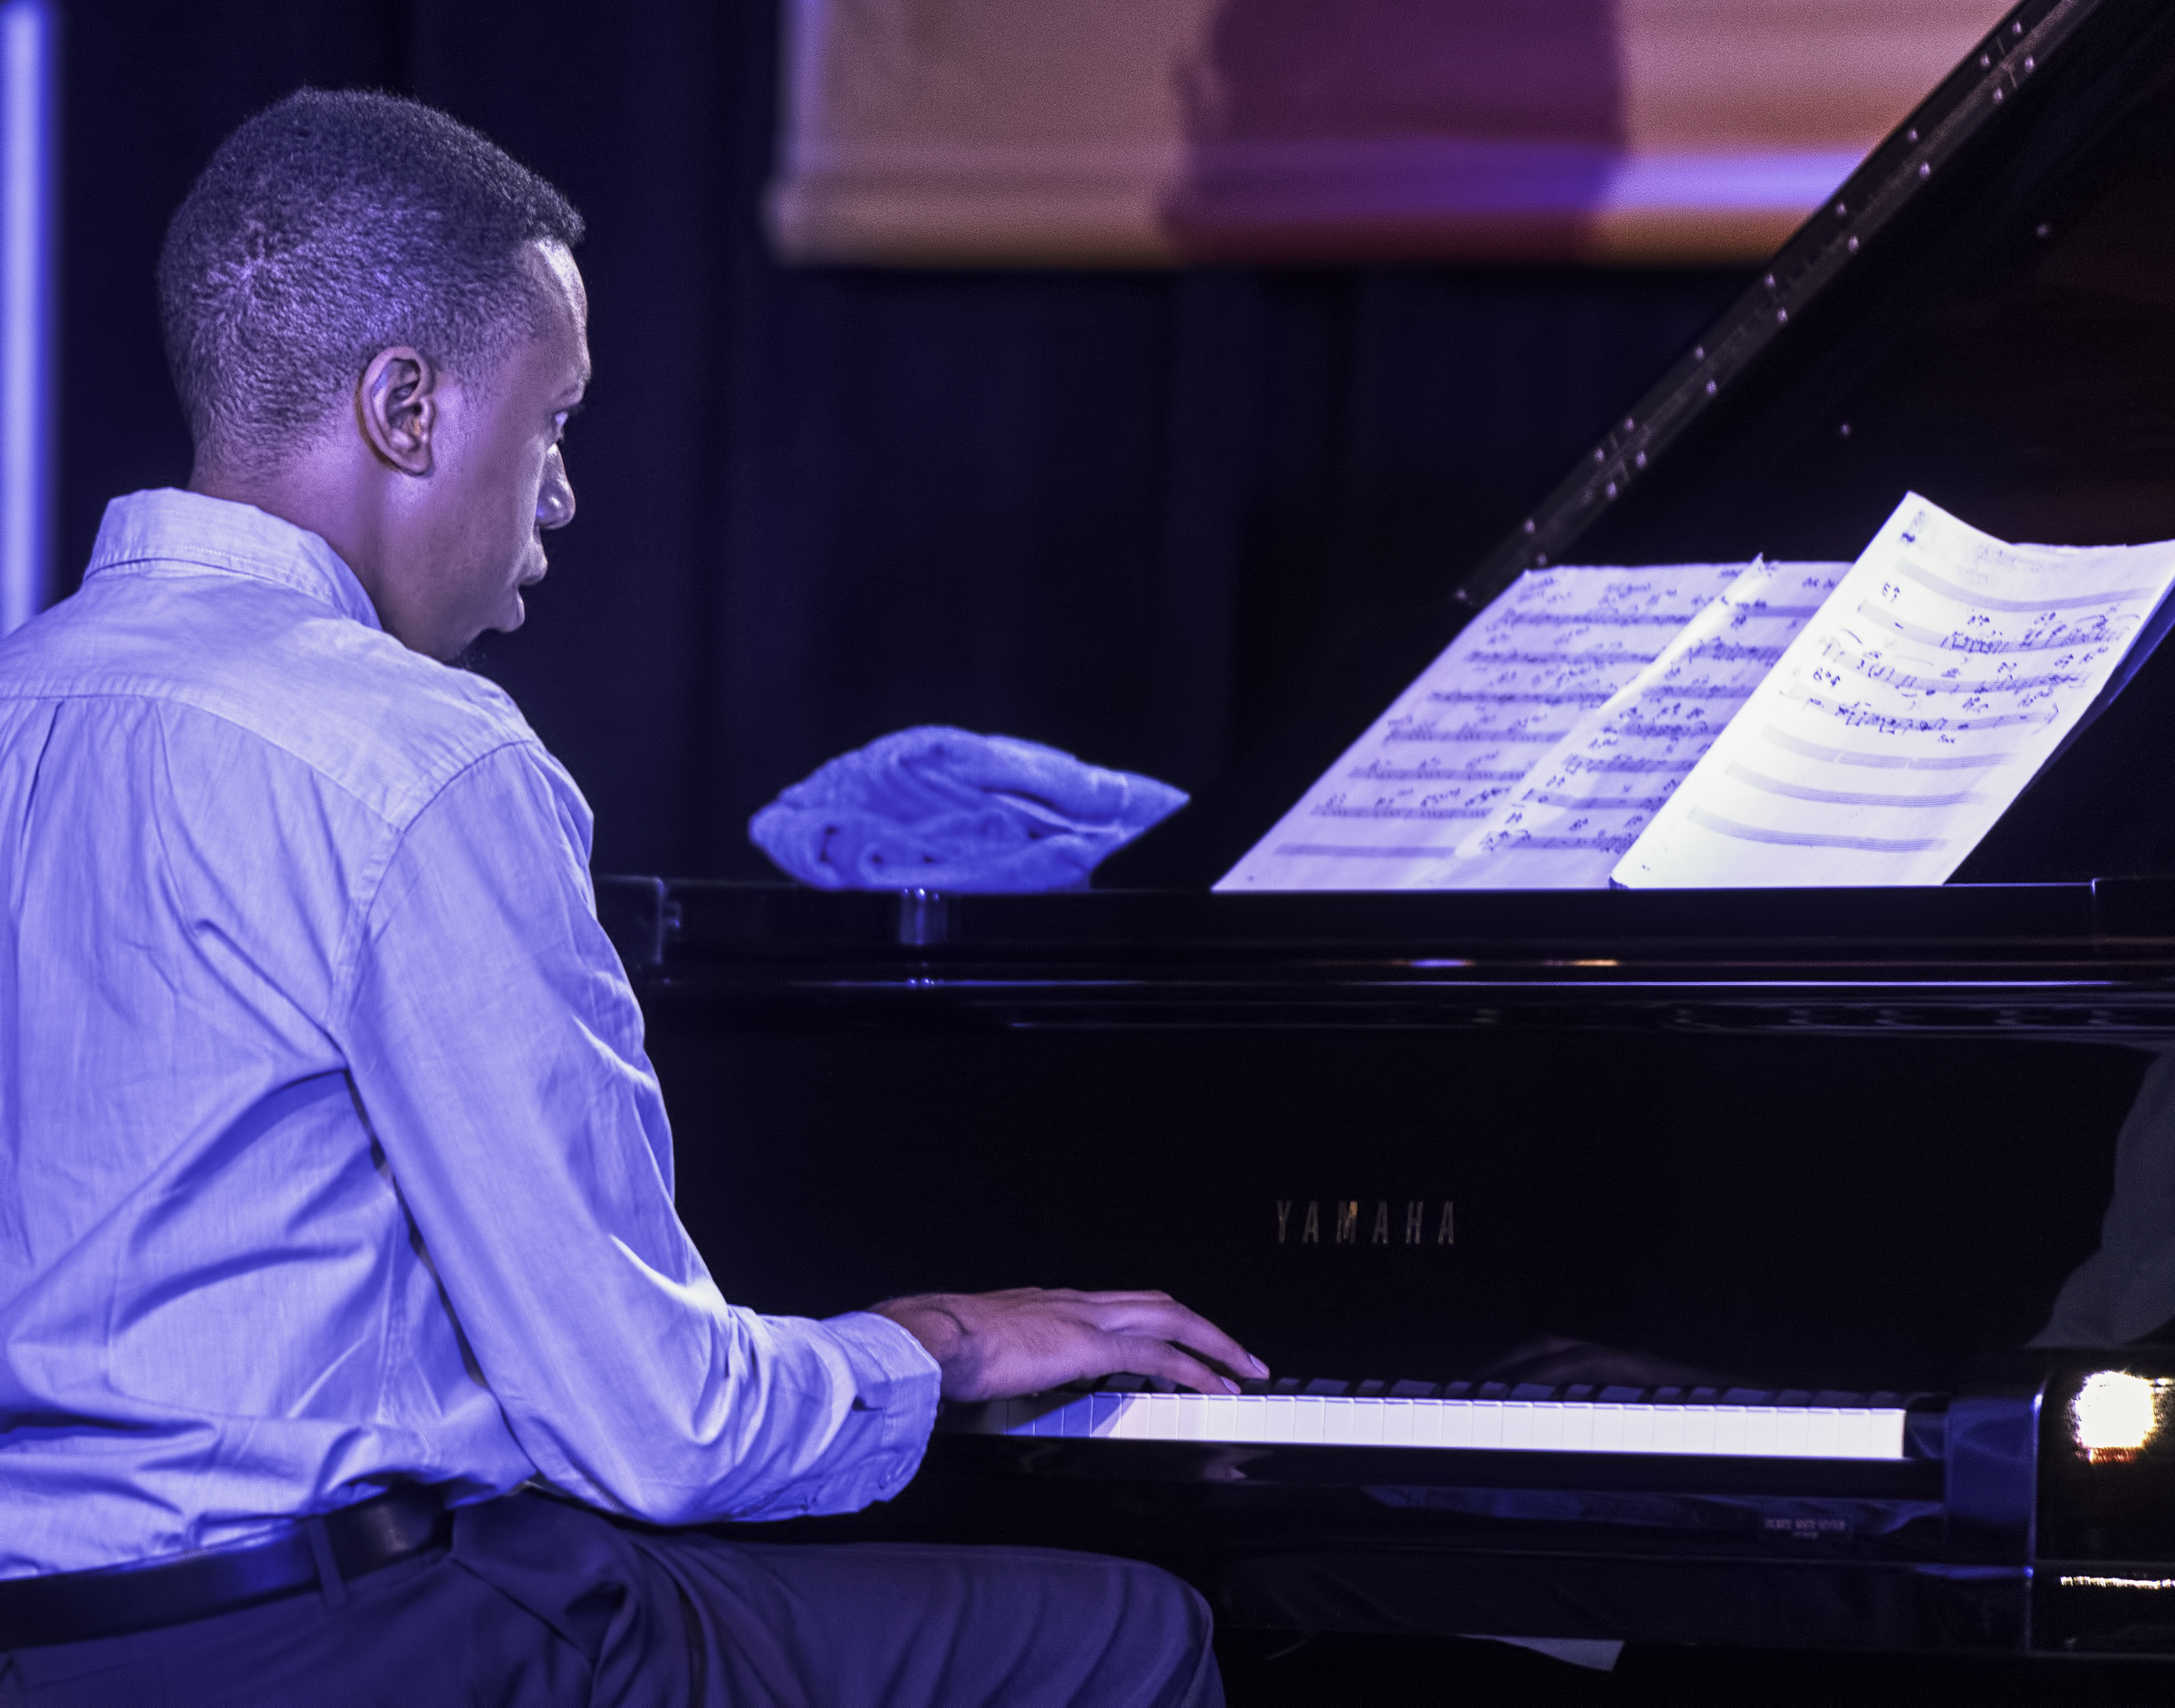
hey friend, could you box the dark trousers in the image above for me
[0,1494,1223,1706]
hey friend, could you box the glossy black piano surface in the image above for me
[611,0,2175,1663]
[601,875,2163,1398]
[728,1360,2175,1658]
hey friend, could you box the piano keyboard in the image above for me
[954,1378,1912,1461]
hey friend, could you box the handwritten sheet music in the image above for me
[1614,495,2175,888]
[1443,561,1850,889]
[1215,563,1752,891]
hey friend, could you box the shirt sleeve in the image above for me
[334,741,940,1525]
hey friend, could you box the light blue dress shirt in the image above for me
[0,489,940,1577]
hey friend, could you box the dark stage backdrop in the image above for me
[56,1,1751,879]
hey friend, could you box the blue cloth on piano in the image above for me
[749,727,1187,893]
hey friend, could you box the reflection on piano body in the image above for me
[865,1360,2175,1655]
[610,0,2175,1663]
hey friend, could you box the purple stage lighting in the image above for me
[0,0,55,638]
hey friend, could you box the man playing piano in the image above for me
[0,91,1260,1705]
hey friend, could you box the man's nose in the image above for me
[537,449,576,531]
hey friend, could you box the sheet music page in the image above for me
[1614,494,2175,888]
[1443,561,1850,889]
[1215,563,1752,891]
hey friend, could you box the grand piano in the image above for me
[600,0,2175,1664]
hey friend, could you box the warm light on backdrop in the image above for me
[770,0,2016,265]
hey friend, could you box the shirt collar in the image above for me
[83,488,384,632]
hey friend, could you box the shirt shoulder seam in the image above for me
[327,742,560,1024]
[2,684,531,827]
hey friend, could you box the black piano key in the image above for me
[1868,1393,1902,1409]
[1477,1382,1511,1400]
[1599,1385,1648,1404]
[1355,1379,1387,1398]
[1441,1381,1474,1399]
[1812,1391,1862,1409]
[1650,1386,1686,1404]
[1776,1390,1813,1408]
[1102,1374,1146,1392]
[1389,1379,1439,1398]
[1722,1388,1774,1406]
[1304,1378,1349,1396]
[1689,1387,1722,1404]
[1271,1377,1303,1394]
[1511,1383,1558,1401]
[1562,1384,1596,1402]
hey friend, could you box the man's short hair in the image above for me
[158,89,585,474]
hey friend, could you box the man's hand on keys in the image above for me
[871,1287,1269,1402]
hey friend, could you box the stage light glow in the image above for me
[2073,1371,2163,1462]
[0,0,55,640]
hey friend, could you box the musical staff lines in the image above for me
[1617,494,2175,888]
[1446,562,1847,890]
[1217,562,1751,891]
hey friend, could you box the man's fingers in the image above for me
[1073,1297,1267,1379]
[1112,1336,1240,1395]
[875,1287,1271,1399]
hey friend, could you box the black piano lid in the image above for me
[1105,0,2175,892]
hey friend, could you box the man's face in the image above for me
[401,241,590,660]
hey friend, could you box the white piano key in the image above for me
[978,1389,1913,1461]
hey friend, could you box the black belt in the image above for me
[0,1484,452,1650]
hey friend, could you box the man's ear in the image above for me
[356,346,438,476]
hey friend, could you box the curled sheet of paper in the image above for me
[1216,563,1752,891]
[1443,561,1849,889]
[1615,494,2175,888]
